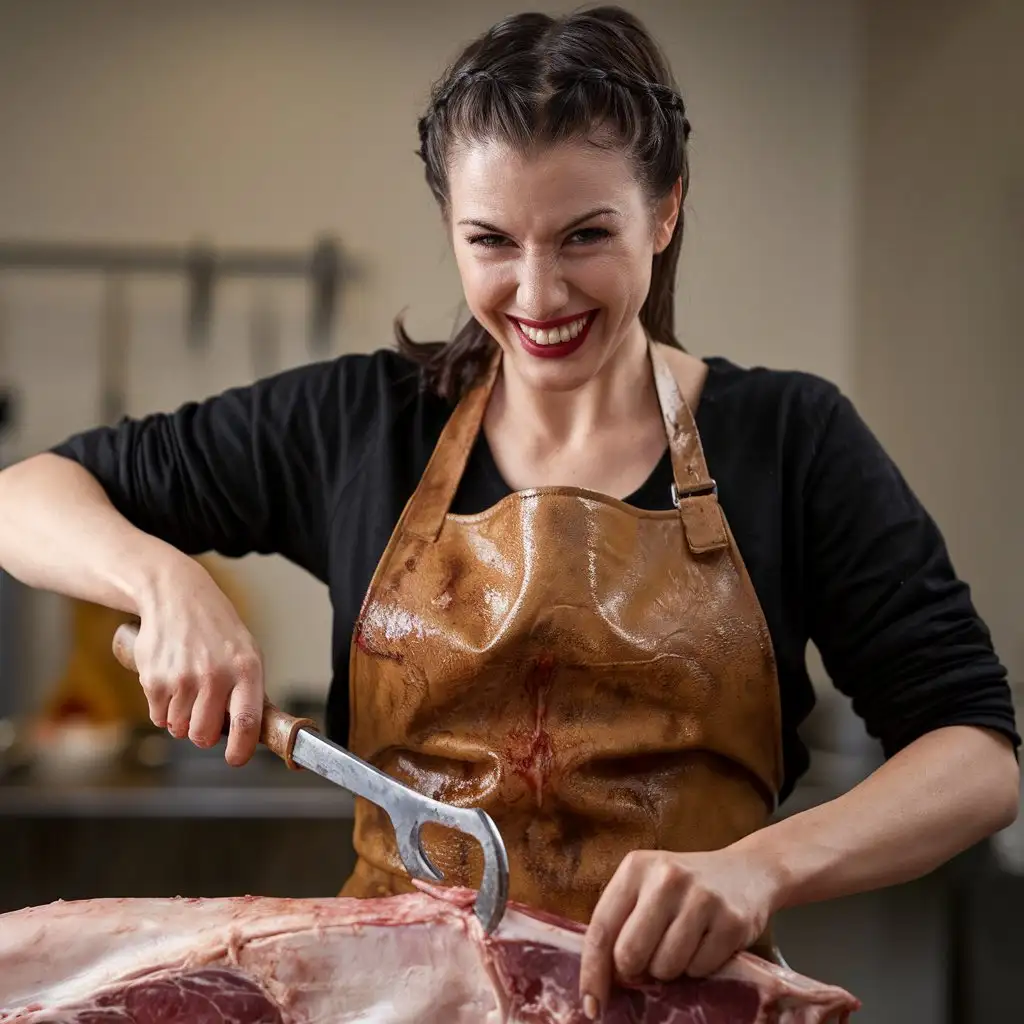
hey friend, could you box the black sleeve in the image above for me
[800,387,1020,758]
[49,354,389,584]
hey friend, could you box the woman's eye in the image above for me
[567,227,610,245]
[467,227,610,249]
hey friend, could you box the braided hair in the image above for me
[397,6,694,401]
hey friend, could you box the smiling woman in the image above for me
[0,5,1018,1023]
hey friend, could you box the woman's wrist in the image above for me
[730,820,818,915]
[122,538,209,619]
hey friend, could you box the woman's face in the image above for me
[447,137,680,393]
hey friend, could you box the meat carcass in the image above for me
[0,883,860,1023]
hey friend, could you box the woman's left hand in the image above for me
[577,846,784,1018]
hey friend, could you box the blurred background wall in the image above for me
[0,2,1021,1021]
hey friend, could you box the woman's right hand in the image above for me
[132,558,266,766]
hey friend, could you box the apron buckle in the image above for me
[671,479,718,508]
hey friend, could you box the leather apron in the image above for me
[339,340,784,943]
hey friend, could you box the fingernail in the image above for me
[582,994,599,1020]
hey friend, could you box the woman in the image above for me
[0,6,1017,1020]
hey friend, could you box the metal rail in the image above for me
[0,235,360,352]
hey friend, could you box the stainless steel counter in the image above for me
[0,744,355,819]
[0,775,354,818]
[0,753,839,821]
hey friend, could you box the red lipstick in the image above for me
[507,310,598,360]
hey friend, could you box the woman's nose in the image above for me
[516,253,569,319]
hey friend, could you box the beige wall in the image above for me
[0,0,861,705]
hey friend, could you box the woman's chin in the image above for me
[502,345,603,392]
[493,323,610,391]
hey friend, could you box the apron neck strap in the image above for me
[647,339,718,507]
[403,343,502,542]
[648,340,729,552]
[402,337,722,544]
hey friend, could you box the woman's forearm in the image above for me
[0,452,197,615]
[737,724,1020,912]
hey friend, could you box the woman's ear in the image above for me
[652,177,682,254]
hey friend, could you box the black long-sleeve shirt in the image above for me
[50,347,1020,803]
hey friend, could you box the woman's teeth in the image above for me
[517,314,589,346]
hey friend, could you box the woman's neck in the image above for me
[489,324,656,452]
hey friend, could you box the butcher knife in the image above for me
[111,622,510,933]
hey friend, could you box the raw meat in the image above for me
[0,882,859,1023]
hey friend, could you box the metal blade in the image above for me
[290,729,509,934]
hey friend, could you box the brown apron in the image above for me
[339,339,783,945]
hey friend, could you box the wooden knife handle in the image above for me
[112,620,317,771]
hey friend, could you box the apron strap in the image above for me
[648,340,730,553]
[402,344,502,543]
[403,338,729,553]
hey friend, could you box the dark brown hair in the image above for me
[396,6,693,401]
